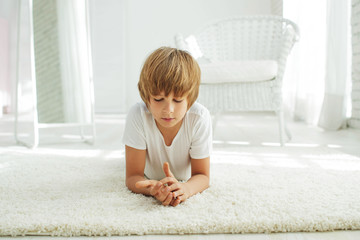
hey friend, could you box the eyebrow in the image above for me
[152,92,186,98]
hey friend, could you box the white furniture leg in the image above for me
[277,110,291,146]
[278,110,285,146]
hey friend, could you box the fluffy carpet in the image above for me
[1,146,360,236]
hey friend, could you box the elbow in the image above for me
[205,175,210,189]
[200,174,210,190]
[126,175,141,193]
[125,177,132,191]
[197,173,210,189]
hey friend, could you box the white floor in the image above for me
[1,112,360,240]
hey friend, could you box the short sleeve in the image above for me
[122,103,147,150]
[189,109,213,159]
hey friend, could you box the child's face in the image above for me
[148,91,188,131]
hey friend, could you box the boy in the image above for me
[123,47,212,207]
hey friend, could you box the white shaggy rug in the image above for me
[1,146,360,237]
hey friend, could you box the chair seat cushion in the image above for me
[199,60,278,84]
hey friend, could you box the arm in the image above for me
[125,145,173,203]
[125,145,151,195]
[185,156,210,197]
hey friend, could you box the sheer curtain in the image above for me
[318,0,351,130]
[57,0,92,123]
[283,0,351,128]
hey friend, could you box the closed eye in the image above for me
[174,99,183,103]
[154,98,164,102]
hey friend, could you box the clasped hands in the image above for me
[135,162,188,206]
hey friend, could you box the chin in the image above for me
[161,120,179,128]
[162,122,177,128]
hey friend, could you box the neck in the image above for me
[155,119,183,146]
[156,119,183,135]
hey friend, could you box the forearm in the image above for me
[184,174,209,198]
[126,175,152,196]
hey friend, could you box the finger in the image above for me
[162,192,173,206]
[154,184,169,197]
[163,162,175,178]
[156,186,170,202]
[170,194,177,206]
[150,182,162,196]
[172,189,184,199]
[135,180,153,189]
[167,182,181,192]
[159,177,177,186]
[171,197,182,207]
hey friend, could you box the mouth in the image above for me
[162,118,175,122]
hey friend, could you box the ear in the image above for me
[163,162,175,178]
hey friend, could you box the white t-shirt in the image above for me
[122,101,212,181]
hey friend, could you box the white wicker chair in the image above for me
[175,15,299,146]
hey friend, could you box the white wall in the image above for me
[89,0,126,113]
[1,0,273,115]
[92,0,272,113]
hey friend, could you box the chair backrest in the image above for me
[185,16,299,62]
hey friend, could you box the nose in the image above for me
[163,101,174,113]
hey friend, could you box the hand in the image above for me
[135,179,173,204]
[160,162,190,207]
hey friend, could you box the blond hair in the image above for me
[138,47,201,108]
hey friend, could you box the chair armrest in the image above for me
[275,26,299,86]
[174,33,188,51]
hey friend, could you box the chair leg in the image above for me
[79,126,85,141]
[277,110,285,146]
[284,121,292,142]
[277,110,291,146]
